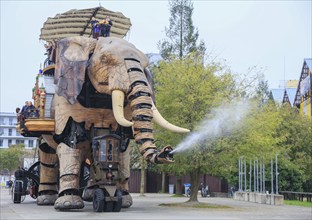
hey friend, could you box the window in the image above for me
[8,139,12,146]
[8,129,12,136]
[0,128,3,136]
[9,118,13,125]
[0,139,3,147]
[0,117,5,125]
[28,140,34,148]
[16,140,24,145]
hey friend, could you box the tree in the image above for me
[129,141,147,195]
[158,0,205,60]
[217,102,312,193]
[0,144,31,172]
[153,57,237,202]
[254,76,270,104]
[152,52,288,202]
[274,105,312,192]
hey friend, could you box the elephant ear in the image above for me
[55,36,96,104]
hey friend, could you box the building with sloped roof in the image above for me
[293,58,312,118]
[282,88,297,106]
[270,82,298,106]
[270,89,285,105]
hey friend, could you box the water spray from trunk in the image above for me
[171,100,251,154]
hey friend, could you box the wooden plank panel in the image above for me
[25,119,55,132]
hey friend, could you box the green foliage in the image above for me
[221,103,312,192]
[275,105,312,192]
[237,102,283,159]
[153,0,311,195]
[255,78,270,104]
[284,200,312,207]
[154,58,232,130]
[220,102,312,192]
[278,157,304,192]
[0,144,28,172]
[158,0,205,60]
[153,57,237,180]
[152,54,312,193]
[129,140,141,169]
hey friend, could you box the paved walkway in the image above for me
[1,188,311,220]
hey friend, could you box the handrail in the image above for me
[279,191,312,202]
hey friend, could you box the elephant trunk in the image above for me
[112,58,189,163]
[124,58,158,163]
[128,89,157,163]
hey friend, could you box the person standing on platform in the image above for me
[91,17,101,39]
[101,16,113,37]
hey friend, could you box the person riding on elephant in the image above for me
[100,16,113,37]
[91,17,101,39]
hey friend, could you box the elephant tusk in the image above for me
[152,103,190,133]
[112,90,134,127]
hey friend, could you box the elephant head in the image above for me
[55,36,189,163]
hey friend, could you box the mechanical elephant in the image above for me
[37,36,189,210]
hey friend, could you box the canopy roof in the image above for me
[40,7,132,41]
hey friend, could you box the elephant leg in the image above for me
[118,144,133,208]
[54,143,84,210]
[37,143,58,205]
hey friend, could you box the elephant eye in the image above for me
[127,67,143,73]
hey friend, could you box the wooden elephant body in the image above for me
[36,36,189,210]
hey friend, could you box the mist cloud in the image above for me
[172,100,251,153]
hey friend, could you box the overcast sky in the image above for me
[1,0,311,113]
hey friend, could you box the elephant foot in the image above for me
[37,194,58,205]
[54,195,84,210]
[121,191,133,208]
